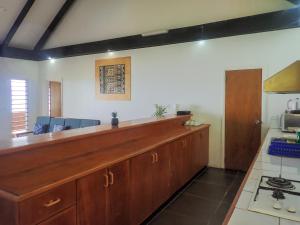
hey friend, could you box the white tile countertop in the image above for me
[227,129,300,225]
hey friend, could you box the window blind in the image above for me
[11,79,28,134]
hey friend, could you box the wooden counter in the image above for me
[0,115,210,225]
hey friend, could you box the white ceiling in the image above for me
[9,0,65,49]
[0,0,26,44]
[0,0,294,50]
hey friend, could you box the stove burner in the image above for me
[272,189,285,200]
[266,177,296,190]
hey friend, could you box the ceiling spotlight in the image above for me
[48,57,56,64]
[107,50,114,56]
[197,40,206,46]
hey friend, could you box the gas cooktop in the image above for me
[249,175,300,221]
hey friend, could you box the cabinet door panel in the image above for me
[39,206,76,225]
[152,145,171,210]
[170,140,185,194]
[108,160,130,225]
[77,169,108,225]
[200,128,209,167]
[130,152,154,225]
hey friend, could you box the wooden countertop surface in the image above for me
[0,115,209,201]
[0,115,189,156]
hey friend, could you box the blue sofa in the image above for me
[17,116,101,137]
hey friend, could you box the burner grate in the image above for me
[266,177,295,190]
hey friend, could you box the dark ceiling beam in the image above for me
[0,45,37,60]
[37,6,300,61]
[2,0,35,47]
[286,0,300,5]
[34,0,76,51]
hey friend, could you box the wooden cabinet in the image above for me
[0,114,209,225]
[39,206,76,225]
[191,128,209,174]
[152,145,171,210]
[170,135,192,193]
[77,160,130,225]
[130,151,155,225]
[130,145,171,225]
[19,182,76,225]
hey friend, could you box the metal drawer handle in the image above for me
[104,174,109,188]
[44,198,61,208]
[151,153,156,163]
[109,171,114,185]
[155,153,159,162]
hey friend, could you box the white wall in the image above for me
[39,27,300,168]
[33,28,300,167]
[0,57,40,140]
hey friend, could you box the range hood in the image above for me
[264,61,300,93]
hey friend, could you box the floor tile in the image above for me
[186,181,228,201]
[208,202,231,225]
[167,193,219,223]
[195,168,236,187]
[149,210,208,225]
[148,168,243,225]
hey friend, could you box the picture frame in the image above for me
[95,56,131,100]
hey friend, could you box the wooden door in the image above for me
[225,69,262,171]
[49,81,62,117]
[107,160,130,225]
[152,145,171,210]
[77,169,108,225]
[130,151,154,225]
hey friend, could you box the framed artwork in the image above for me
[95,56,131,100]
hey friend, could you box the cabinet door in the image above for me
[130,151,154,225]
[200,128,209,167]
[107,160,130,225]
[170,140,185,194]
[191,131,202,174]
[39,206,76,225]
[77,169,108,225]
[183,135,193,181]
[191,128,209,173]
[152,144,171,210]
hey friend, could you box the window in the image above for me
[11,79,28,134]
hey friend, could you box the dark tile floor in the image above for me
[147,167,245,225]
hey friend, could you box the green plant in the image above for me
[153,104,168,118]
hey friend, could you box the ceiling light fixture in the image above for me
[142,29,169,37]
[197,40,206,46]
[107,50,114,56]
[48,57,56,64]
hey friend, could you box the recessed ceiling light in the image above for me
[197,40,206,46]
[107,50,114,56]
[48,57,56,63]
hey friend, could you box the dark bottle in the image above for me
[111,112,119,127]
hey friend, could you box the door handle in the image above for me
[255,120,262,125]
[155,153,159,163]
[104,174,109,188]
[109,171,114,185]
[151,153,156,163]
